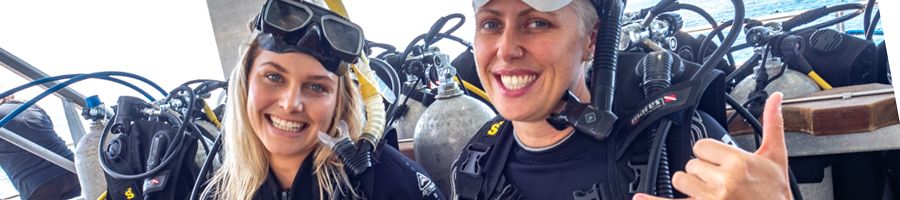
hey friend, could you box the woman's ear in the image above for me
[583,24,599,61]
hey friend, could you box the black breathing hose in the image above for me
[696,19,752,71]
[692,0,744,81]
[728,3,864,53]
[424,14,466,46]
[98,87,197,180]
[664,3,736,66]
[724,94,763,145]
[637,51,679,197]
[386,13,470,128]
[724,53,761,87]
[781,3,864,33]
[397,14,469,77]
[641,0,678,28]
[370,58,402,104]
[651,121,675,198]
[866,11,880,41]
[864,0,876,34]
[189,132,223,200]
[583,0,623,141]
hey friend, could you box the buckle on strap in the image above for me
[460,143,492,175]
[573,183,607,200]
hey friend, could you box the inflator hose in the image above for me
[352,57,387,146]
[866,11,880,41]
[781,3,864,32]
[587,0,624,138]
[326,0,387,146]
[189,131,222,200]
[863,0,876,35]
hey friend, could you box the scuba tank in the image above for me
[75,96,112,200]
[392,94,428,140]
[391,77,432,140]
[730,56,820,105]
[731,23,826,105]
[414,51,495,195]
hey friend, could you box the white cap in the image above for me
[473,0,575,12]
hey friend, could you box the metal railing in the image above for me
[0,47,88,174]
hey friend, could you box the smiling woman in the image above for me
[199,0,444,199]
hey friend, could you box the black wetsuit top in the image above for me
[0,101,78,199]
[451,51,734,199]
[499,111,731,200]
[253,143,445,200]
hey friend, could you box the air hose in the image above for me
[727,3,865,53]
[636,51,682,197]
[866,10,880,41]
[0,72,166,102]
[575,0,623,140]
[0,71,167,128]
[98,86,196,180]
[189,130,223,200]
[352,57,388,146]
[669,3,735,66]
[863,0,876,36]
[781,3,865,33]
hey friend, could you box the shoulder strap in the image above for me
[452,116,514,200]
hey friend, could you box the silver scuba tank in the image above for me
[413,53,496,196]
[74,120,108,200]
[392,81,429,140]
[731,56,821,105]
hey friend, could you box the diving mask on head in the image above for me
[255,0,365,75]
[472,0,574,12]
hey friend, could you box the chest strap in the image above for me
[453,116,515,200]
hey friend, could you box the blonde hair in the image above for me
[572,0,599,37]
[201,31,365,199]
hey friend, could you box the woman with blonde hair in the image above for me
[201,0,443,199]
[452,0,793,199]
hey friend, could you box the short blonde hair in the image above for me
[572,0,599,37]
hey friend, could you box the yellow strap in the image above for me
[453,77,491,102]
[203,102,222,128]
[324,0,350,18]
[807,71,833,90]
[353,65,380,99]
[98,191,108,200]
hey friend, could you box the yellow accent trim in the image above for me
[97,191,108,200]
[203,102,222,128]
[324,0,350,18]
[125,187,135,199]
[453,77,491,102]
[352,59,380,99]
[487,121,505,136]
[807,71,833,90]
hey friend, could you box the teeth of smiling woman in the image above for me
[501,75,536,90]
[270,116,304,132]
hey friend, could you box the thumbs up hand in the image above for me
[634,92,792,200]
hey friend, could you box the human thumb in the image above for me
[755,92,788,168]
[632,193,680,200]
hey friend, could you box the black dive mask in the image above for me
[255,0,364,75]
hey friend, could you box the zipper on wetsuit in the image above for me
[281,190,289,200]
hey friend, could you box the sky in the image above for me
[0,1,224,146]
